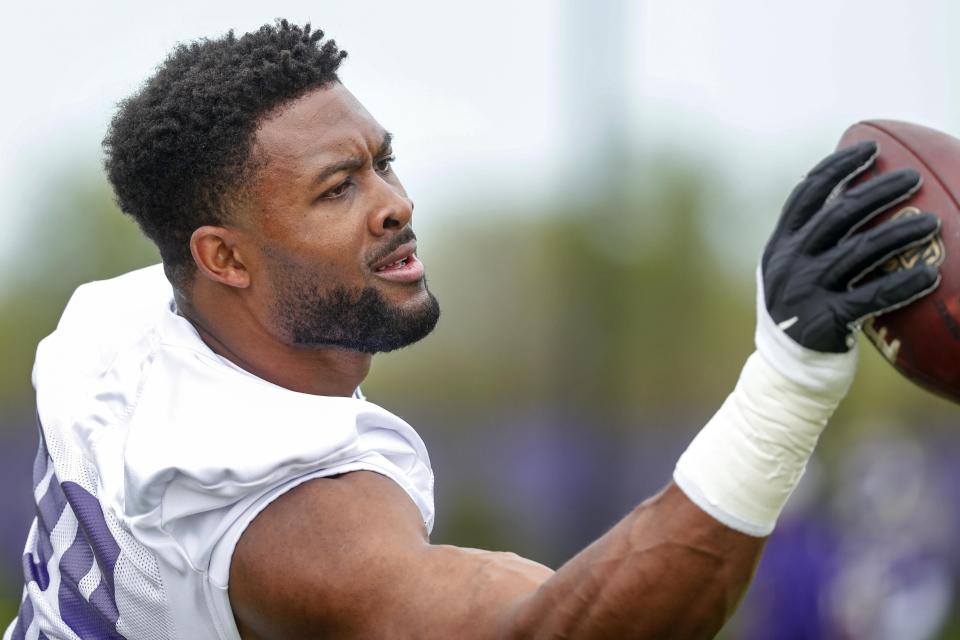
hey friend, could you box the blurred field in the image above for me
[1,148,959,638]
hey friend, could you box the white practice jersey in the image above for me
[4,265,435,640]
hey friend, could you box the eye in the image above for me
[375,155,396,175]
[320,178,353,200]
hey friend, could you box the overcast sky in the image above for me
[1,0,957,280]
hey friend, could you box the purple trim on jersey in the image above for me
[61,483,121,595]
[37,474,68,533]
[10,596,32,640]
[22,421,59,590]
[21,550,50,593]
[57,481,123,639]
[22,468,68,591]
[20,419,126,640]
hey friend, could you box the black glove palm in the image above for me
[762,141,941,353]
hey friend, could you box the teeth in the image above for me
[376,257,408,272]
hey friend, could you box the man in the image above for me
[5,19,942,640]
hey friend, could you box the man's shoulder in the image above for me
[39,263,171,358]
[57,263,171,332]
[33,264,173,427]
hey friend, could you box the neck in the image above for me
[174,288,371,398]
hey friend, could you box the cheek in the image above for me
[264,234,369,290]
[254,197,372,283]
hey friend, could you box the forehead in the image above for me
[253,83,385,167]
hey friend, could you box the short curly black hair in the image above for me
[103,19,347,288]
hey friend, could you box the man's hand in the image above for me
[677,142,945,538]
[762,140,941,353]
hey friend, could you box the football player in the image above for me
[5,19,941,640]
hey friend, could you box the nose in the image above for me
[368,179,414,236]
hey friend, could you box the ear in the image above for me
[190,225,251,289]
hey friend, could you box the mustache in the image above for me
[368,227,417,265]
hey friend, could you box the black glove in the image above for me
[762,141,941,353]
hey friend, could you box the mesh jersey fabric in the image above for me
[4,264,436,640]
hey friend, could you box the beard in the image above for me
[268,266,440,354]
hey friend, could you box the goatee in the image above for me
[272,279,440,353]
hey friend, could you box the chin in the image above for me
[273,274,440,353]
[377,277,430,305]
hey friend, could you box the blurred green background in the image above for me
[3,1,960,638]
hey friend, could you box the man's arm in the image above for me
[229,471,763,640]
[230,141,943,639]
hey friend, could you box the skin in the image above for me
[176,82,427,397]
[180,83,766,639]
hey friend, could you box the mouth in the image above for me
[371,241,425,283]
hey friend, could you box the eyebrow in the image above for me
[310,131,394,187]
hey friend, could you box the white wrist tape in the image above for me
[673,267,858,537]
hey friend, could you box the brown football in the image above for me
[838,120,960,403]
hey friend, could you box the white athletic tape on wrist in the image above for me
[673,267,857,537]
[674,353,840,536]
[752,266,858,394]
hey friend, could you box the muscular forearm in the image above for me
[506,483,764,639]
[231,143,940,640]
